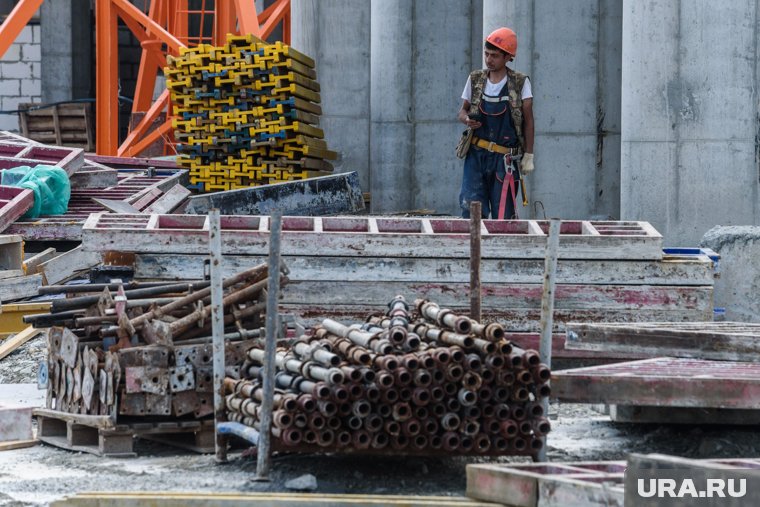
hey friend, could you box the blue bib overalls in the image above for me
[459,82,521,219]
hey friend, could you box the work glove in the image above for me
[521,153,534,174]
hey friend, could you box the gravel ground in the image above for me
[3,335,760,505]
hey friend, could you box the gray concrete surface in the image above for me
[291,0,371,194]
[621,0,760,246]
[293,0,623,220]
[701,226,760,322]
[40,0,91,103]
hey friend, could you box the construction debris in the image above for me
[166,35,337,191]
[226,296,551,456]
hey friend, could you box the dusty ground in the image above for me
[3,338,760,506]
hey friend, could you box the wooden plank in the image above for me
[142,184,190,214]
[0,274,43,301]
[0,326,43,361]
[133,253,715,285]
[81,215,664,260]
[552,358,760,409]
[92,198,141,214]
[23,247,57,274]
[37,246,102,285]
[565,322,760,361]
[34,408,115,429]
[0,439,38,451]
[0,186,34,233]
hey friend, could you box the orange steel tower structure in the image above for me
[0,0,291,156]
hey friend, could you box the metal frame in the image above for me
[0,0,291,156]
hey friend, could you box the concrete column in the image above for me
[291,0,371,194]
[369,0,413,212]
[41,0,92,102]
[411,0,474,213]
[621,0,760,246]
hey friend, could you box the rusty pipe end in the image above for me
[316,429,334,447]
[412,388,431,406]
[454,316,472,335]
[331,384,350,402]
[441,412,461,432]
[371,432,389,449]
[458,388,477,407]
[538,383,551,398]
[392,402,412,422]
[280,428,302,446]
[376,372,394,388]
[389,326,407,345]
[484,323,505,341]
[317,400,337,417]
[352,430,371,449]
[533,417,551,437]
[336,431,352,447]
[442,431,460,452]
[501,420,518,437]
[474,434,491,453]
[401,418,421,437]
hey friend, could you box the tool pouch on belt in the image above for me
[455,128,474,159]
[455,70,488,160]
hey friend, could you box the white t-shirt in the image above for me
[461,74,532,102]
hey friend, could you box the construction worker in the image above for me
[457,27,534,219]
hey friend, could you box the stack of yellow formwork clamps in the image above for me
[165,35,338,192]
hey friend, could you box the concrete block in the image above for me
[30,62,40,79]
[701,226,760,323]
[31,25,40,44]
[1,44,20,62]
[15,26,33,44]
[20,43,41,62]
[20,79,41,97]
[0,404,33,442]
[0,78,20,96]
[1,62,33,80]
[0,114,18,132]
[1,96,27,112]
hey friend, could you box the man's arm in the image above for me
[521,98,534,153]
[458,100,482,129]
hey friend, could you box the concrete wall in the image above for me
[293,0,622,218]
[621,0,760,246]
[482,0,622,220]
[0,24,42,132]
[291,0,371,194]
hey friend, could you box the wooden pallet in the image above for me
[466,461,625,506]
[35,409,215,457]
[18,103,94,151]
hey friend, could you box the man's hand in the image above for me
[521,153,534,174]
[465,118,482,129]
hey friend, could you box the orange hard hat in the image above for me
[486,27,517,57]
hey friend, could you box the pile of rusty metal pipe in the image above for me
[27,263,287,347]
[39,263,288,418]
[226,295,550,456]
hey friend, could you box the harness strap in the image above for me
[496,156,519,219]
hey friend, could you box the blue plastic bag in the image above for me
[1,164,71,218]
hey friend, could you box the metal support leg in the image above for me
[255,210,282,480]
[209,209,227,463]
[537,218,560,462]
[469,201,482,322]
